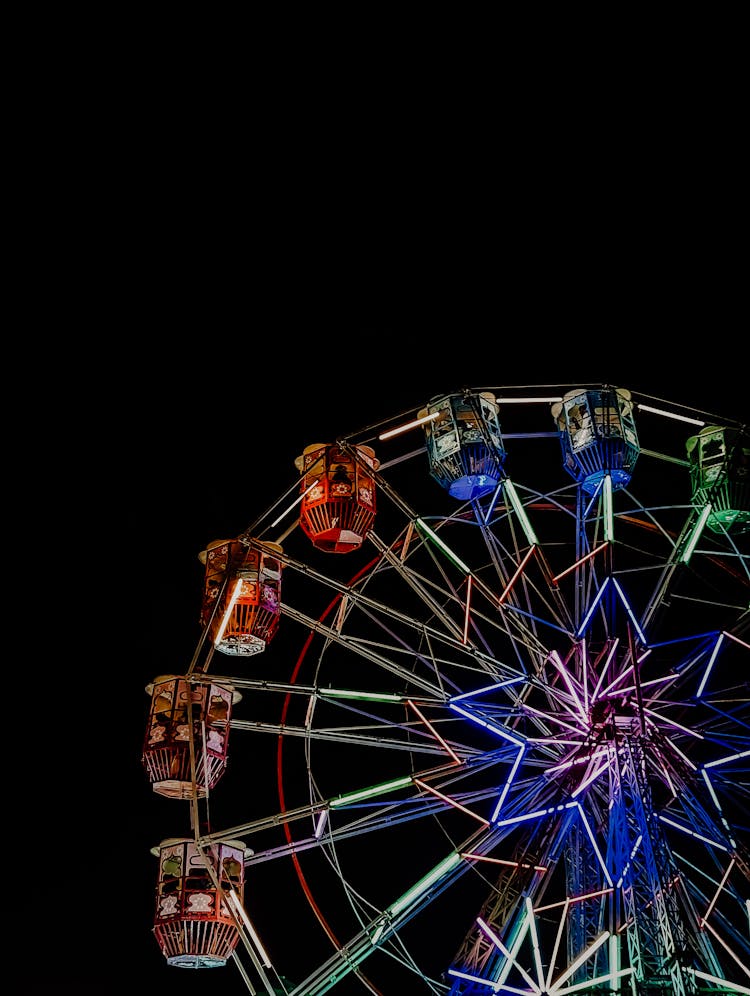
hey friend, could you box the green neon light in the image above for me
[371,851,463,945]
[390,852,462,917]
[415,518,471,573]
[319,688,403,703]
[681,503,712,563]
[330,775,412,808]
[503,479,539,546]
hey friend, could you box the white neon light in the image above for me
[314,810,328,838]
[577,577,609,636]
[495,801,577,829]
[705,748,750,769]
[370,851,461,946]
[548,650,588,725]
[449,702,526,746]
[270,476,320,527]
[570,758,609,799]
[548,931,610,994]
[636,403,705,426]
[524,897,545,987]
[227,890,271,967]
[659,814,729,851]
[378,409,440,441]
[610,577,648,645]
[598,663,633,700]
[451,676,526,702]
[591,639,619,701]
[547,746,612,775]
[575,803,613,886]
[213,579,243,647]
[681,503,712,563]
[477,914,540,993]
[688,965,750,993]
[697,631,724,698]
[522,700,591,737]
[603,474,614,542]
[643,706,704,740]
[389,851,462,918]
[491,745,526,822]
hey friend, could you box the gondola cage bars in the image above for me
[419,390,506,500]
[294,442,379,553]
[685,425,749,534]
[198,538,284,655]
[151,837,247,968]
[141,675,240,799]
[551,386,640,494]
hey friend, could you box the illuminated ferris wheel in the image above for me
[142,385,749,996]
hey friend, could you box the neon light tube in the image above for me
[643,707,704,740]
[577,577,609,636]
[575,803,613,884]
[553,543,608,584]
[603,474,614,542]
[571,759,609,799]
[271,476,320,527]
[408,700,461,764]
[227,890,272,967]
[330,775,412,808]
[702,858,735,925]
[726,630,750,650]
[498,546,536,605]
[548,650,587,723]
[680,503,712,563]
[414,778,489,825]
[319,688,404,703]
[378,410,440,441]
[449,702,526,746]
[705,748,750,769]
[502,478,539,546]
[610,577,647,645]
[463,574,472,643]
[314,810,328,838]
[415,518,471,573]
[591,638,619,701]
[697,631,724,698]
[477,914,539,992]
[389,852,462,917]
[659,815,728,850]
[491,745,526,821]
[213,579,243,647]
[636,403,705,426]
[462,852,547,873]
[688,965,750,994]
[495,801,577,828]
[451,676,526,702]
[536,887,611,913]
[549,931,609,993]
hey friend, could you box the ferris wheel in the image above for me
[142,385,750,996]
